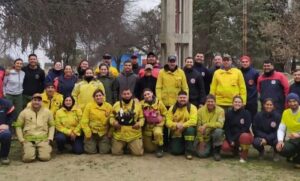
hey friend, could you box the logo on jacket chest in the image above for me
[240,118,245,125]
[270,121,277,128]
[248,79,254,86]
[190,78,196,84]
[271,80,276,85]
[35,74,40,79]
[201,72,205,77]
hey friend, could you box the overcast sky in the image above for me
[5,0,161,66]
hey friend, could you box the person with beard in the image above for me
[257,60,289,114]
[110,89,144,156]
[95,53,119,78]
[76,59,89,80]
[131,54,141,75]
[134,64,157,100]
[40,83,63,117]
[209,55,223,77]
[81,89,113,154]
[240,56,259,118]
[252,98,281,161]
[55,96,83,154]
[156,55,189,150]
[193,53,211,94]
[97,63,117,104]
[22,54,45,108]
[15,93,55,162]
[140,89,168,157]
[277,93,300,168]
[45,61,63,84]
[210,55,246,113]
[115,60,138,100]
[54,65,78,97]
[184,57,206,107]
[195,94,225,161]
[289,69,300,97]
[138,52,161,78]
[166,91,197,160]
[72,68,105,111]
[222,96,253,163]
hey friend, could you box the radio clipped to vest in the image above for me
[116,100,136,126]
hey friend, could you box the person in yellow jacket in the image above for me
[55,96,83,154]
[166,91,197,160]
[14,93,55,162]
[72,68,105,111]
[210,55,246,112]
[41,83,63,117]
[95,53,119,78]
[81,89,113,154]
[156,55,189,150]
[110,89,144,156]
[195,94,225,161]
[141,88,168,158]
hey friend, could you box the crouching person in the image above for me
[222,96,253,163]
[15,93,55,162]
[252,98,281,161]
[195,94,225,161]
[141,89,168,157]
[55,96,83,154]
[276,93,300,168]
[110,89,144,156]
[166,91,197,160]
[81,89,113,154]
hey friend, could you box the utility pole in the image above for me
[242,0,248,55]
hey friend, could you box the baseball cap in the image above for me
[103,53,111,59]
[147,52,156,58]
[168,55,177,62]
[131,54,138,59]
[145,64,153,70]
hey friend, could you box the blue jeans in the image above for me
[0,129,12,158]
[55,132,84,154]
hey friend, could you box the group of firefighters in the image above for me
[0,51,300,168]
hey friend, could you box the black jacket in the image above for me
[193,62,212,94]
[22,65,45,96]
[184,67,206,106]
[134,75,157,100]
[224,108,252,143]
[252,111,281,143]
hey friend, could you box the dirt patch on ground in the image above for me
[0,141,299,181]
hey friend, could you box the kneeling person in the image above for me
[195,94,225,161]
[81,89,113,154]
[141,89,168,157]
[166,91,197,159]
[15,94,55,162]
[110,89,144,156]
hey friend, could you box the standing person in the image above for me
[240,56,260,118]
[131,54,141,75]
[193,53,211,94]
[195,94,225,161]
[54,65,78,97]
[0,97,15,165]
[156,55,189,150]
[166,91,197,160]
[138,52,161,78]
[97,63,117,105]
[110,89,144,156]
[276,93,300,168]
[0,65,5,98]
[141,89,168,157]
[289,69,300,97]
[183,57,206,107]
[209,55,223,77]
[257,60,289,114]
[15,93,55,162]
[115,60,138,99]
[252,98,281,161]
[210,55,246,112]
[81,89,113,154]
[4,58,25,116]
[22,54,45,108]
[76,59,89,80]
[41,83,63,117]
[134,64,157,100]
[95,53,119,78]
[72,68,105,111]
[45,61,63,84]
[222,96,253,163]
[55,96,83,154]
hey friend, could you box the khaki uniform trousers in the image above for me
[111,138,143,156]
[22,140,52,162]
[84,134,111,154]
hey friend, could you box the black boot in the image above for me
[156,146,164,158]
[213,146,221,161]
